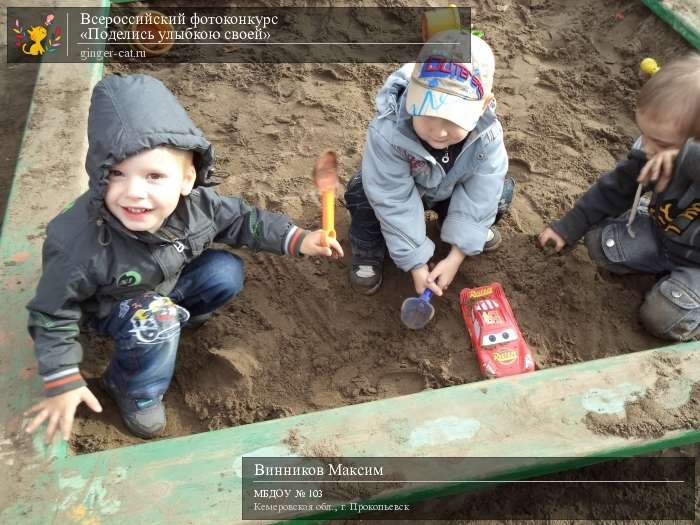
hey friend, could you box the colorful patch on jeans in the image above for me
[128,296,189,344]
[118,300,130,319]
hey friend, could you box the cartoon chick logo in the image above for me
[13,13,62,56]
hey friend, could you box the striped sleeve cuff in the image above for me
[284,226,309,256]
[42,367,86,397]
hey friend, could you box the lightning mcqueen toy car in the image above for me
[460,283,535,378]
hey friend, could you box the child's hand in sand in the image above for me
[427,245,466,294]
[538,227,567,252]
[25,386,102,442]
[411,264,443,296]
[638,148,679,193]
[300,229,344,258]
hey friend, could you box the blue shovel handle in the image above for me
[400,289,435,330]
[419,289,433,303]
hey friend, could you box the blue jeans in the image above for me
[584,213,700,341]
[345,173,515,264]
[96,250,244,400]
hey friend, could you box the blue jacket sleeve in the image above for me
[361,126,435,271]
[441,123,508,255]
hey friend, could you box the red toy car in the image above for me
[459,283,535,379]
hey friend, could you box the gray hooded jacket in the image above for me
[27,74,305,397]
[361,63,508,271]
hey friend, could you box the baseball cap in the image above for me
[405,30,495,132]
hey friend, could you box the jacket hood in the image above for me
[375,63,413,120]
[85,74,215,222]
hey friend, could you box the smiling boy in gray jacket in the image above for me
[24,74,342,441]
[346,31,512,296]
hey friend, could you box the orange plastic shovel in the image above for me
[313,151,338,247]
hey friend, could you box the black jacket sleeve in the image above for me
[551,149,647,245]
[26,236,96,397]
[201,187,308,256]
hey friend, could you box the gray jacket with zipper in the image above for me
[361,63,509,271]
[27,74,307,397]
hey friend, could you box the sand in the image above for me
[59,0,697,453]
[0,1,695,455]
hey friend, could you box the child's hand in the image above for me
[300,229,344,258]
[538,227,566,252]
[411,264,443,296]
[24,386,102,443]
[427,246,466,294]
[638,148,679,193]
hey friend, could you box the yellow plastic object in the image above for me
[640,57,660,75]
[313,151,338,247]
[421,4,461,41]
[130,10,174,57]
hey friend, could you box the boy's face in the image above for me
[104,147,196,234]
[412,115,469,149]
[635,110,686,157]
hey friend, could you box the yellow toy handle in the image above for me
[422,4,461,41]
[320,189,336,247]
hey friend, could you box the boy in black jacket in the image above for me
[24,74,342,441]
[539,54,700,341]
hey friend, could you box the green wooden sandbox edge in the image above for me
[642,0,700,50]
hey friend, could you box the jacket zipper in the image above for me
[381,220,419,249]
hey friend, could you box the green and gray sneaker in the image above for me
[100,375,166,439]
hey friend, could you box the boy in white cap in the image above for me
[345,31,512,296]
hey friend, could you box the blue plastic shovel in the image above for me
[400,290,435,330]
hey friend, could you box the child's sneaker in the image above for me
[350,263,383,295]
[483,227,502,252]
[100,375,166,439]
[183,312,212,330]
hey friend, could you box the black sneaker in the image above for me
[483,227,502,252]
[350,263,383,295]
[100,375,166,439]
[183,312,212,330]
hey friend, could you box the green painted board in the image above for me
[642,0,700,50]
[0,2,108,517]
[2,343,699,524]
[0,60,103,441]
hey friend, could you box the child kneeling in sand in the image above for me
[345,31,514,296]
[539,54,700,341]
[24,74,342,441]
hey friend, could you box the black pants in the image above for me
[345,173,515,264]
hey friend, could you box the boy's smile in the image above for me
[122,206,154,222]
[104,146,196,234]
